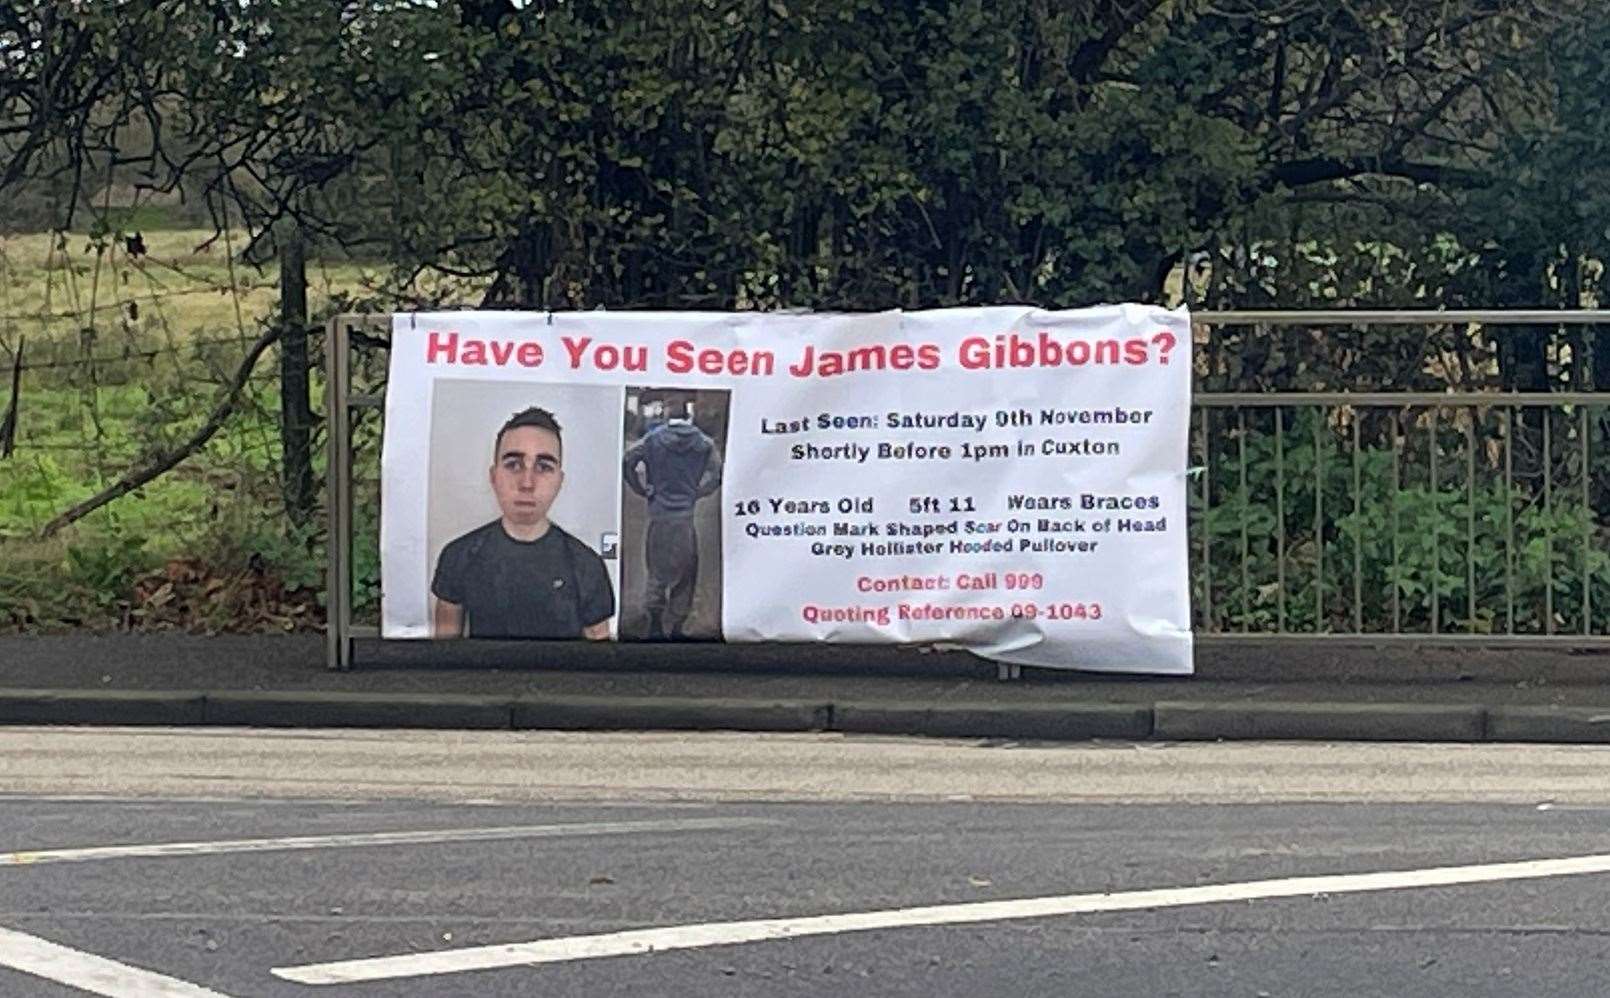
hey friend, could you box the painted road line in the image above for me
[0,816,773,868]
[0,925,236,997]
[277,850,1610,985]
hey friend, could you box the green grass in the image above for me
[0,227,406,632]
[103,203,192,233]
[0,375,328,631]
[0,227,389,354]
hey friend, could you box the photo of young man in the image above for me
[430,406,616,639]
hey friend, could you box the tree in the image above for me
[6,0,1595,313]
[346,0,1590,312]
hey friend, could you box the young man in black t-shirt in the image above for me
[431,407,615,639]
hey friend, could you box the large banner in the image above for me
[381,306,1193,673]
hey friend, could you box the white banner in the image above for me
[380,306,1193,673]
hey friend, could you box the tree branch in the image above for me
[1268,156,1489,190]
[1066,0,1169,83]
[0,336,21,460]
[40,324,283,537]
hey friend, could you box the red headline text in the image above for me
[422,327,1181,377]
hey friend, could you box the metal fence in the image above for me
[325,310,1610,668]
[1190,310,1610,648]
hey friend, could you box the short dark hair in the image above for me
[494,406,563,459]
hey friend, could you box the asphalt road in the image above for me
[3,730,1610,997]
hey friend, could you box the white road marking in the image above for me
[0,925,236,997]
[0,817,772,868]
[277,850,1610,985]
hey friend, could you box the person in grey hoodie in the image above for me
[622,393,723,639]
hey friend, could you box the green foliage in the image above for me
[1194,409,1610,635]
[0,354,331,633]
[324,0,1607,315]
[64,529,153,612]
[351,494,382,621]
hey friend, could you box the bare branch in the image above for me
[39,323,282,537]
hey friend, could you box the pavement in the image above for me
[4,633,1610,742]
[8,727,1610,804]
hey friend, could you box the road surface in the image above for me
[1,728,1608,996]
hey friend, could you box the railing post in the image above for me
[325,316,354,670]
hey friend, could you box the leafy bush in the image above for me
[1192,407,1610,635]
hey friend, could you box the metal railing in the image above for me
[325,310,1610,668]
[1191,310,1610,647]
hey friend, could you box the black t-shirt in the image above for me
[431,520,615,638]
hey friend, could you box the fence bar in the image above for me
[1352,410,1362,633]
[1392,411,1402,634]
[1195,633,1610,648]
[1196,391,1610,407]
[1544,409,1554,635]
[1505,408,1515,636]
[1195,310,1610,325]
[1466,413,1476,633]
[325,318,352,670]
[1429,406,1439,634]
[1239,408,1250,633]
[1198,410,1212,630]
[1584,405,1592,636]
[1313,406,1324,633]
[1274,406,1286,633]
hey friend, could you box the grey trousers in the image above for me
[644,515,698,633]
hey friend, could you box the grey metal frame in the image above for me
[326,314,389,669]
[325,310,1610,669]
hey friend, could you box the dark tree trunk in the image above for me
[482,218,554,308]
[0,337,22,459]
[279,231,314,524]
[1491,252,1549,485]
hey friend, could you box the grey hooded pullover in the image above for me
[622,421,723,518]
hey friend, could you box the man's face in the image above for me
[489,425,564,526]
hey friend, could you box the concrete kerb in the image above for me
[0,689,207,726]
[512,696,832,733]
[5,689,1610,743]
[202,692,514,729]
[833,702,1153,741]
[1486,706,1610,743]
[1153,701,1487,742]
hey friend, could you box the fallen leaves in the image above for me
[127,556,323,633]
